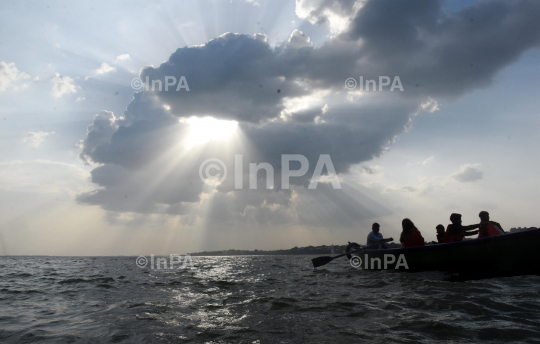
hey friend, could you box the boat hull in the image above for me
[356,228,540,276]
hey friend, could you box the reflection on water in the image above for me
[1,256,540,343]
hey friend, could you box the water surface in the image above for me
[1,256,539,343]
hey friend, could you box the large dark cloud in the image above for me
[77,0,540,225]
[341,0,540,97]
[139,33,304,123]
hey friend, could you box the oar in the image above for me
[311,238,394,268]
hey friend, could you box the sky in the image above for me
[0,0,539,256]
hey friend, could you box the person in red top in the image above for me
[478,211,504,238]
[400,218,425,248]
[444,213,480,243]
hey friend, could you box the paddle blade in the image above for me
[311,256,334,268]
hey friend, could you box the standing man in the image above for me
[478,211,504,238]
[444,213,480,243]
[367,223,393,249]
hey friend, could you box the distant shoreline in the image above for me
[190,243,404,256]
[189,245,348,256]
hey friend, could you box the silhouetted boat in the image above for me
[354,228,540,278]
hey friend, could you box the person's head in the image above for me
[372,222,380,233]
[402,218,415,232]
[479,211,490,222]
[436,224,445,234]
[450,213,462,225]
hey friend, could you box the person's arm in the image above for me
[370,234,394,244]
[371,233,386,243]
[462,223,480,231]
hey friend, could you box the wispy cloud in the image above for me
[407,156,434,166]
[451,164,483,183]
[115,54,130,62]
[419,98,440,113]
[0,61,31,91]
[51,73,77,98]
[24,131,55,147]
[94,63,116,74]
[383,185,417,193]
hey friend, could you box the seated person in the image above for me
[366,223,392,249]
[436,224,445,243]
[400,218,425,248]
[478,211,504,238]
[444,213,480,243]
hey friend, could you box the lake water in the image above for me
[1,256,540,343]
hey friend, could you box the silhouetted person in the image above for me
[367,223,392,249]
[400,218,425,248]
[478,211,504,238]
[444,213,479,243]
[436,224,445,243]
